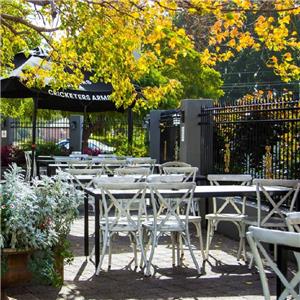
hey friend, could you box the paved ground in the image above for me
[4,216,277,300]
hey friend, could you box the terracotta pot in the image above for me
[1,248,33,287]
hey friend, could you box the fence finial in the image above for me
[265,145,273,179]
[224,143,230,173]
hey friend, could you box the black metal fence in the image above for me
[199,95,300,179]
[9,114,148,156]
[11,118,70,146]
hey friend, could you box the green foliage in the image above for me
[102,131,148,157]
[28,240,73,287]
[19,141,66,156]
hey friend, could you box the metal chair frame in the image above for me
[205,174,252,261]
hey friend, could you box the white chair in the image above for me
[162,166,198,183]
[157,166,204,263]
[24,150,37,181]
[205,174,252,261]
[65,168,103,212]
[244,179,300,228]
[244,179,300,267]
[143,182,202,276]
[114,167,150,182]
[126,157,156,173]
[159,161,191,174]
[100,159,127,175]
[95,182,147,275]
[247,226,300,300]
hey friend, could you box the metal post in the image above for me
[31,97,38,179]
[127,108,133,154]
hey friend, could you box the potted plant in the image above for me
[0,163,82,287]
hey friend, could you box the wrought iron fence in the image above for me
[9,114,148,156]
[11,118,70,146]
[200,95,300,179]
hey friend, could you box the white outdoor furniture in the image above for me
[114,167,151,182]
[126,157,156,173]
[143,182,202,276]
[205,174,252,261]
[159,161,191,174]
[244,179,300,228]
[155,167,204,262]
[94,182,147,275]
[100,159,127,175]
[84,184,291,272]
[247,225,300,300]
[244,179,300,268]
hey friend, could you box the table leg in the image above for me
[95,195,100,270]
[277,245,287,298]
[84,192,89,257]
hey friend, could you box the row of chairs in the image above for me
[92,179,203,276]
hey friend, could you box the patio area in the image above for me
[4,215,277,300]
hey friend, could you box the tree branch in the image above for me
[0,18,29,35]
[1,13,60,32]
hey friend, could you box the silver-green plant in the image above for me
[0,163,82,250]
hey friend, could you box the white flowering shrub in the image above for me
[0,164,82,249]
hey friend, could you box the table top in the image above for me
[85,184,290,198]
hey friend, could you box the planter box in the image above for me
[1,249,33,287]
[1,248,64,288]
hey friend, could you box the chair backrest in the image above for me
[247,226,300,300]
[100,159,127,175]
[207,174,252,215]
[146,174,184,183]
[93,176,136,187]
[163,167,198,182]
[65,168,103,189]
[159,161,191,174]
[253,179,300,227]
[98,182,147,231]
[148,182,196,232]
[114,167,150,182]
[126,157,156,173]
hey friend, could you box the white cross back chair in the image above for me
[244,179,300,228]
[247,225,300,300]
[100,159,127,175]
[159,161,191,174]
[244,179,300,268]
[127,157,156,173]
[114,167,151,182]
[205,174,252,261]
[144,182,202,276]
[95,182,147,275]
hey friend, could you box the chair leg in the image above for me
[108,236,112,269]
[171,232,176,267]
[196,223,205,261]
[145,233,156,277]
[96,230,109,275]
[205,219,214,260]
[184,229,201,275]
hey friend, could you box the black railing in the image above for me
[11,118,70,146]
[199,95,300,179]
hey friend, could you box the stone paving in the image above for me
[4,216,277,300]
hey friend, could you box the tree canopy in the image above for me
[1,0,298,117]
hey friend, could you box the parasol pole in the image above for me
[31,97,38,179]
